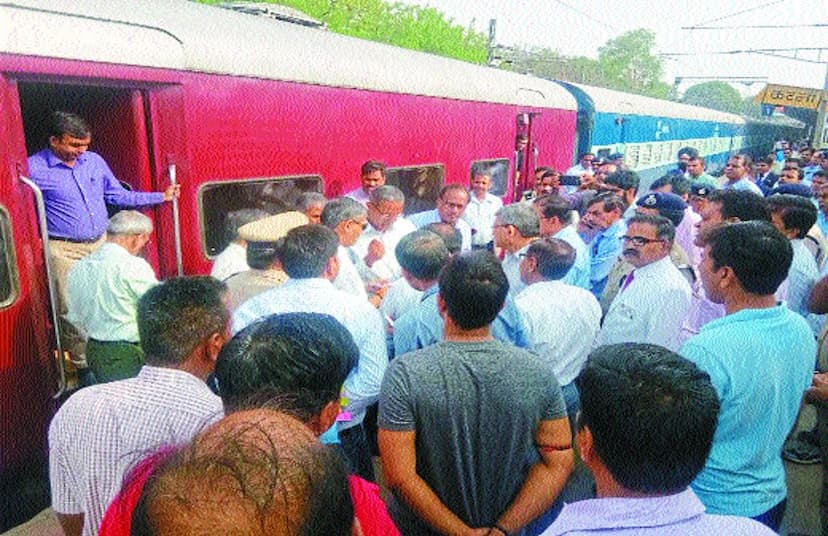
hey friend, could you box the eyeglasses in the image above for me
[620,235,663,247]
[351,219,368,230]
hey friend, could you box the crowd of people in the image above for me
[31,110,828,535]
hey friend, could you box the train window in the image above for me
[385,164,445,216]
[469,159,510,197]
[198,175,323,258]
[0,206,19,309]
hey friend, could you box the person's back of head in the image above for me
[767,194,818,239]
[215,313,358,422]
[396,229,450,281]
[703,221,792,296]
[708,190,770,222]
[225,208,270,243]
[495,203,540,238]
[137,276,229,367]
[132,410,354,536]
[533,194,571,224]
[438,250,508,330]
[576,343,719,495]
[525,238,576,281]
[278,225,339,279]
[424,222,462,255]
[106,210,153,237]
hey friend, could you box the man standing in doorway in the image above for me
[27,111,180,385]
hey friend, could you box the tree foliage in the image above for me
[194,0,488,64]
[501,29,671,99]
[681,81,743,114]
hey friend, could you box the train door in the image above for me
[513,112,540,202]
[0,76,55,531]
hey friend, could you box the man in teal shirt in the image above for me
[680,221,815,532]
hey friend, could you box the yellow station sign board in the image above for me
[754,84,824,110]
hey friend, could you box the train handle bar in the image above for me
[168,162,183,276]
[18,174,67,399]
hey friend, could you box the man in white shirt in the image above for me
[566,152,595,177]
[352,185,416,282]
[516,237,601,429]
[408,184,473,251]
[233,224,388,480]
[596,214,692,351]
[493,203,540,296]
[345,159,386,206]
[49,277,229,536]
[463,169,503,249]
[210,208,269,281]
[321,197,369,300]
[66,211,158,383]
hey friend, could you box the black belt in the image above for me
[50,234,104,244]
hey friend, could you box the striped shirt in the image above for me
[48,366,223,536]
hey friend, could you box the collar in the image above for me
[280,277,333,291]
[137,365,212,392]
[549,488,706,534]
[632,254,673,278]
[421,283,439,301]
[699,304,786,333]
[46,149,87,168]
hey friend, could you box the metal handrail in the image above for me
[169,163,183,276]
[18,174,66,399]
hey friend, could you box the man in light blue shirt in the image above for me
[680,221,815,532]
[233,224,388,480]
[542,343,773,536]
[533,194,590,289]
[580,193,627,297]
[393,230,527,356]
[722,154,764,196]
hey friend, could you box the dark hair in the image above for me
[526,238,575,280]
[137,277,229,366]
[534,194,572,224]
[278,225,339,279]
[761,154,775,166]
[706,190,770,222]
[246,240,282,270]
[767,194,817,239]
[626,214,675,242]
[49,111,91,139]
[677,146,699,159]
[670,176,691,197]
[706,221,792,295]
[425,222,462,255]
[604,170,640,193]
[649,175,672,192]
[438,251,508,330]
[395,230,449,280]
[215,313,358,417]
[439,183,470,201]
[576,343,719,494]
[132,411,353,535]
[361,159,386,177]
[587,192,627,214]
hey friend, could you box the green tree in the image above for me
[194,0,488,64]
[681,82,743,114]
[597,29,670,98]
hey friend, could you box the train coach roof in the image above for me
[568,82,746,125]
[0,0,577,110]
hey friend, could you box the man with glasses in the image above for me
[723,154,763,196]
[595,214,691,351]
[353,185,415,283]
[409,184,473,251]
[321,197,370,300]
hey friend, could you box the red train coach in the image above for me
[0,0,576,526]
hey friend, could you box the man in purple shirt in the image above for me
[542,343,773,535]
[27,111,179,384]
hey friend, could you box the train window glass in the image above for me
[385,164,445,216]
[469,159,509,197]
[198,175,323,258]
[626,145,640,169]
[639,144,653,168]
[0,207,18,308]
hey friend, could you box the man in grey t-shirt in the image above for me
[379,250,573,535]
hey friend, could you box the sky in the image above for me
[395,0,827,97]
